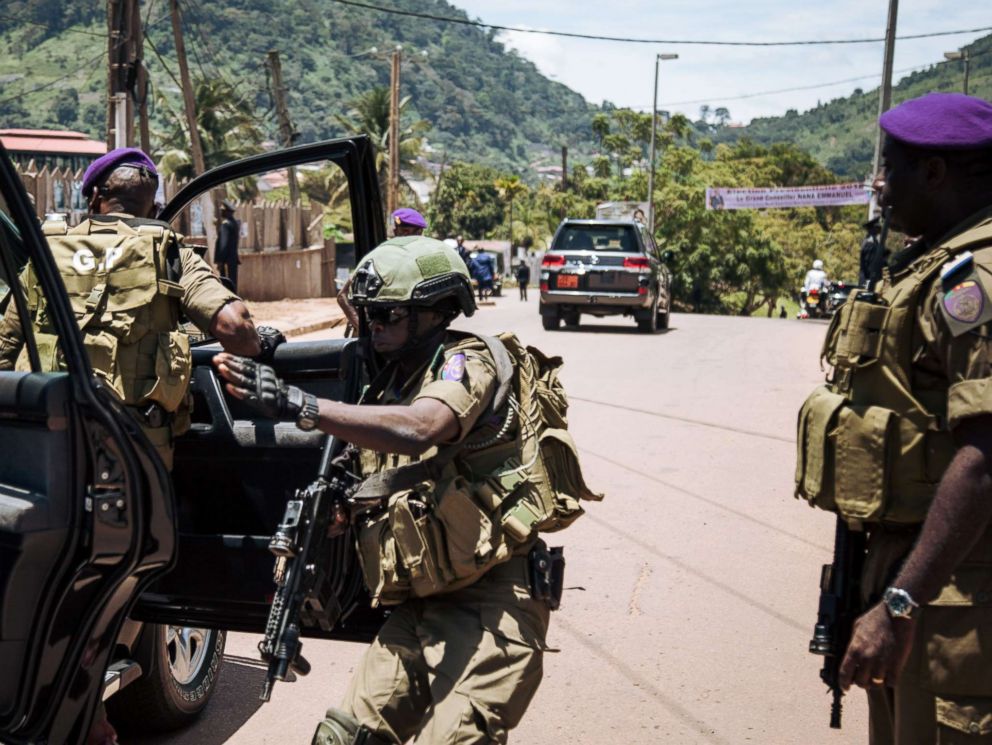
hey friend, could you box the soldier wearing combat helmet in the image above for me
[0,147,274,469]
[213,236,599,744]
[796,93,992,743]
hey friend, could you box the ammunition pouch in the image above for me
[795,385,954,524]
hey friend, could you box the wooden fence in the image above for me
[13,161,334,299]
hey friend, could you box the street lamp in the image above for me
[647,53,678,232]
[943,50,970,95]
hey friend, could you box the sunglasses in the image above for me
[364,307,411,326]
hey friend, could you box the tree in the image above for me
[50,88,78,126]
[155,79,265,182]
[714,107,730,126]
[334,86,429,211]
[427,163,505,238]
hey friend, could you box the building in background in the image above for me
[0,129,106,172]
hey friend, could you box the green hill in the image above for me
[709,33,992,180]
[0,0,592,171]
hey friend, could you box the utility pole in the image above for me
[647,53,678,232]
[944,50,970,95]
[388,48,401,217]
[561,145,568,191]
[869,0,899,219]
[170,0,215,254]
[131,0,150,152]
[106,0,133,149]
[266,50,301,205]
[170,0,205,175]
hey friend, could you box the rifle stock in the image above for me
[809,516,867,729]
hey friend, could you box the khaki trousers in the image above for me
[343,559,550,744]
[863,530,992,744]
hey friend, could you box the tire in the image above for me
[564,312,580,327]
[637,297,659,333]
[108,625,226,734]
[542,313,561,330]
[657,308,670,330]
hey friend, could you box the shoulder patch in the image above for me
[939,264,992,337]
[440,353,466,382]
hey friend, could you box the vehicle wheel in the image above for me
[637,298,659,333]
[542,314,561,330]
[656,308,670,330]
[564,312,580,327]
[107,625,225,733]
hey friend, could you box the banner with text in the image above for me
[705,183,870,210]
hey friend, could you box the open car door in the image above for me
[132,136,388,642]
[0,152,175,743]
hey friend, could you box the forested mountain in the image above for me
[0,0,592,170]
[708,33,992,180]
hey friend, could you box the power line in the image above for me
[0,14,106,38]
[629,48,992,109]
[328,0,992,47]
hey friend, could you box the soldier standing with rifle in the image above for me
[213,237,599,744]
[797,92,992,743]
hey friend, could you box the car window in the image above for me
[555,225,640,253]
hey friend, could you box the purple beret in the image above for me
[880,93,992,150]
[392,207,427,229]
[82,147,158,196]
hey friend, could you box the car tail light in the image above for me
[542,254,565,268]
[623,256,650,270]
[638,286,648,296]
[540,281,549,292]
[809,288,819,296]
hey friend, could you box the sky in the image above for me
[450,0,991,124]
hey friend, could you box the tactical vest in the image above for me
[23,216,191,415]
[354,332,601,607]
[795,218,992,525]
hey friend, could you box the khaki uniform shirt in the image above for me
[0,223,239,371]
[358,333,501,477]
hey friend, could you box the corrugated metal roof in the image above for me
[0,129,106,156]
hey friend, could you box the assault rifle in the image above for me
[808,516,867,728]
[864,206,893,289]
[258,435,360,702]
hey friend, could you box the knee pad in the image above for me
[311,708,392,745]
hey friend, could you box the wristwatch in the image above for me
[882,587,919,619]
[295,392,320,431]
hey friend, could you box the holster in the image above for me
[528,543,565,611]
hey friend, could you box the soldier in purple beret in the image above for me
[81,146,158,201]
[391,207,427,236]
[798,92,992,743]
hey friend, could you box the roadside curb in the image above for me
[283,316,348,338]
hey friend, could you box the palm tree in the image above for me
[335,87,429,208]
[494,175,527,244]
[155,79,265,193]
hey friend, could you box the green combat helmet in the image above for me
[349,236,476,318]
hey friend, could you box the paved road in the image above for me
[136,294,862,744]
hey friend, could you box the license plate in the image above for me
[557,274,579,289]
[808,295,819,305]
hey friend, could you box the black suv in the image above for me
[538,219,672,333]
[0,138,389,744]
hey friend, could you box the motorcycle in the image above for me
[798,286,826,319]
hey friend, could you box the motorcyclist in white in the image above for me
[803,259,829,293]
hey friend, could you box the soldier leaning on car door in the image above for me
[212,237,600,744]
[0,147,274,470]
[795,93,992,744]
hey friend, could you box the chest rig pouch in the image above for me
[353,333,601,607]
[795,228,992,525]
[27,218,191,413]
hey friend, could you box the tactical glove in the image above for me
[220,355,305,420]
[254,325,287,363]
